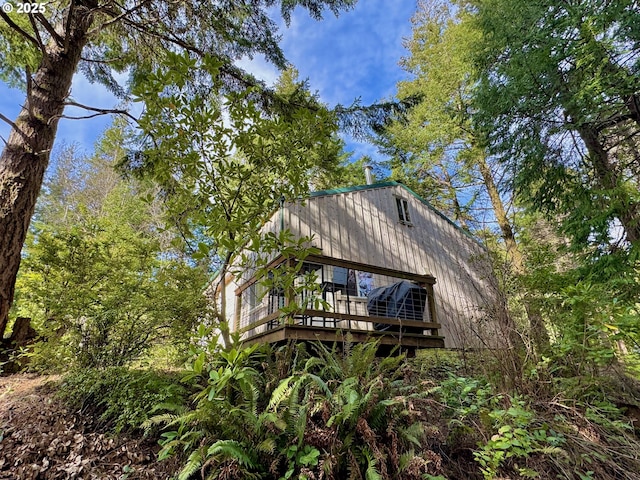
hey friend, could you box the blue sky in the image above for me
[0,1,418,164]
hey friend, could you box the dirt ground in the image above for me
[0,374,181,480]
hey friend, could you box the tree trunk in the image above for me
[577,123,640,244]
[477,154,551,352]
[0,4,96,337]
[477,156,520,266]
[441,168,470,231]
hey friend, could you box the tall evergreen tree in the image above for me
[14,127,208,368]
[383,0,548,350]
[468,0,640,251]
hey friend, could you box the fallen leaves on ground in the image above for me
[0,374,180,479]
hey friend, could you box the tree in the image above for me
[14,131,209,369]
[0,0,357,338]
[467,0,640,251]
[118,56,344,345]
[379,1,478,230]
[272,66,349,191]
[382,0,548,351]
[460,0,640,360]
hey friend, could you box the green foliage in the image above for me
[14,132,208,370]
[122,51,345,342]
[58,367,188,434]
[149,337,273,479]
[150,338,445,480]
[474,400,565,480]
[0,7,40,88]
[468,0,640,250]
[433,376,567,479]
[313,155,375,190]
[518,214,640,378]
[280,445,320,480]
[380,0,487,229]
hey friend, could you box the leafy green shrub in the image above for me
[58,367,189,434]
[150,338,446,480]
[434,376,566,479]
[14,158,210,371]
[473,399,565,479]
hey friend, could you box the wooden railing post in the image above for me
[284,257,296,325]
[234,293,242,333]
[425,282,438,336]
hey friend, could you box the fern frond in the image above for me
[142,412,180,433]
[303,373,332,398]
[398,451,415,471]
[363,448,382,480]
[257,411,287,432]
[399,422,425,447]
[207,440,256,468]
[178,449,204,480]
[257,437,277,455]
[269,376,295,409]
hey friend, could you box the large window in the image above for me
[335,267,374,298]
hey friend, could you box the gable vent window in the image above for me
[396,197,412,225]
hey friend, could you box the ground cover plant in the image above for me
[134,339,640,480]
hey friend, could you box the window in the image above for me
[334,267,375,298]
[356,271,374,297]
[396,197,411,225]
[247,282,267,310]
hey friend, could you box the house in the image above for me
[218,181,500,352]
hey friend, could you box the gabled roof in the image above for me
[210,180,484,283]
[309,181,480,244]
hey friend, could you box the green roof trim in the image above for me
[310,181,399,197]
[310,181,483,246]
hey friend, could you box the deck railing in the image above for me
[234,254,443,347]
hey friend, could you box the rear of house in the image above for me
[218,182,501,350]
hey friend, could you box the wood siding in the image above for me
[281,185,496,348]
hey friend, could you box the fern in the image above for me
[178,449,204,480]
[207,439,256,467]
[151,338,427,480]
[269,376,295,410]
[399,422,425,448]
[363,449,382,480]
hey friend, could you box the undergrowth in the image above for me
[57,366,189,434]
[52,342,640,480]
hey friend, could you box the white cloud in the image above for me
[235,55,280,86]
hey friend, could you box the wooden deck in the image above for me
[234,254,445,355]
[244,323,444,347]
[240,308,445,355]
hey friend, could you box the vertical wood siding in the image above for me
[280,185,496,348]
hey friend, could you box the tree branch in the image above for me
[0,112,32,145]
[0,112,19,131]
[80,55,125,64]
[33,13,65,48]
[55,100,139,123]
[27,13,48,60]
[64,0,75,52]
[0,9,41,50]
[593,113,638,134]
[88,0,151,36]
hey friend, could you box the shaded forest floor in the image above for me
[0,374,180,480]
[2,367,640,480]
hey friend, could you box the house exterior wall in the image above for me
[224,182,501,349]
[281,184,498,348]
